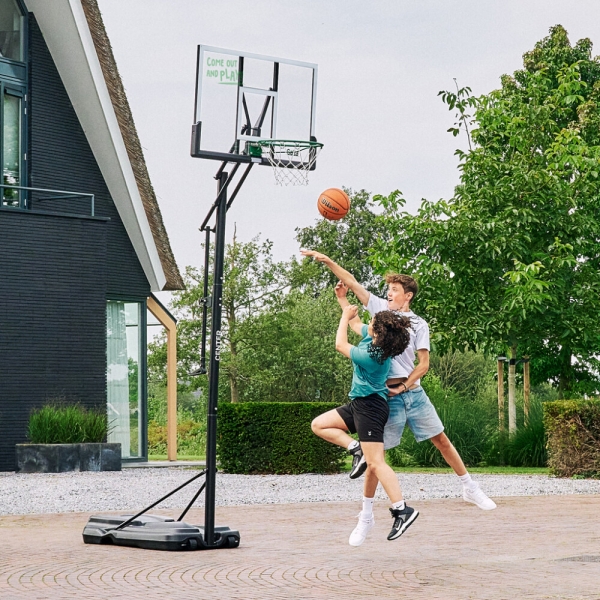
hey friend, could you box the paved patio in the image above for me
[0,494,599,599]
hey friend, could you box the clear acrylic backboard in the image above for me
[191,45,319,168]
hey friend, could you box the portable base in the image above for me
[83,514,240,551]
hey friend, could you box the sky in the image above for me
[97,0,600,281]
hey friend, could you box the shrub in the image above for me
[28,403,108,444]
[505,398,547,467]
[148,419,206,456]
[217,402,345,474]
[544,399,600,477]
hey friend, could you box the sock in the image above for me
[347,440,360,452]
[391,500,405,511]
[362,496,375,517]
[459,472,476,489]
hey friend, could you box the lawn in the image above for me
[150,454,548,476]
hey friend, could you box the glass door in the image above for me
[106,301,146,459]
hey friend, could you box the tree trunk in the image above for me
[508,345,517,435]
[523,356,530,426]
[497,358,505,434]
[225,303,239,403]
[227,326,239,404]
[557,350,572,400]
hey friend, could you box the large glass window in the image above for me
[0,0,25,209]
[0,0,23,62]
[2,89,20,206]
[107,301,146,459]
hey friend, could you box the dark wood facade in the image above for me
[0,14,151,471]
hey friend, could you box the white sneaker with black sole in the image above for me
[349,512,375,547]
[387,505,419,541]
[349,444,368,479]
[463,483,496,510]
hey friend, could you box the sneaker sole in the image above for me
[387,510,419,541]
[349,459,368,480]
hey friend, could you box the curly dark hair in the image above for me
[367,311,411,364]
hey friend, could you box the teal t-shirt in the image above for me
[348,324,391,401]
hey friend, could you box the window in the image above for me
[0,0,23,62]
[0,0,26,209]
[2,87,21,206]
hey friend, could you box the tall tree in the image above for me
[232,290,354,403]
[371,25,600,396]
[150,233,290,403]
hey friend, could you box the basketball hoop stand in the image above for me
[83,45,321,552]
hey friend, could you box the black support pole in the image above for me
[199,227,211,374]
[204,171,228,546]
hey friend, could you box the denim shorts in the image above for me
[383,385,444,449]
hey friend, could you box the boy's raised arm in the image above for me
[301,250,370,306]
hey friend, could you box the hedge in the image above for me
[216,402,346,474]
[544,399,600,478]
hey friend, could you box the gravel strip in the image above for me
[1,469,599,515]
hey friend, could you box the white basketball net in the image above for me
[258,140,323,186]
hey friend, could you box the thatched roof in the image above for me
[80,0,183,291]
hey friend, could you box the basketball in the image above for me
[317,188,350,221]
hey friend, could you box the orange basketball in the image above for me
[317,188,350,221]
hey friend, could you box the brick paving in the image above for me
[0,495,599,599]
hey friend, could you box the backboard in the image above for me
[191,45,319,167]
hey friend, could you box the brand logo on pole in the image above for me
[214,330,222,361]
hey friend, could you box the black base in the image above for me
[82,514,240,551]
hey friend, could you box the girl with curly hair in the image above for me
[311,303,420,544]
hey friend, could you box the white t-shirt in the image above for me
[365,295,430,386]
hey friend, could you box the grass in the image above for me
[28,403,109,444]
[149,454,205,461]
[300,455,550,475]
[150,454,547,475]
[389,466,549,475]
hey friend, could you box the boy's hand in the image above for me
[342,304,359,320]
[334,280,348,299]
[300,249,330,263]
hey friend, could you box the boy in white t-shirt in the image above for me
[301,249,496,547]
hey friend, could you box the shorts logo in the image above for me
[368,431,372,436]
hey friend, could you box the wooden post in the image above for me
[508,345,517,435]
[147,296,178,461]
[523,356,530,426]
[497,358,505,434]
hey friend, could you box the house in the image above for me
[0,0,183,471]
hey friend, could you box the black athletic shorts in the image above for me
[336,393,390,443]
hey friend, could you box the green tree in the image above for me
[149,233,290,403]
[371,25,600,396]
[233,290,355,403]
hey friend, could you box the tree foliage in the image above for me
[371,25,600,394]
[294,189,383,294]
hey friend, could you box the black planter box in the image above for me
[15,443,121,473]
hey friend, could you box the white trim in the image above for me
[24,0,166,291]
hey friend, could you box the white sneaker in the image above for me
[349,513,375,546]
[463,483,497,510]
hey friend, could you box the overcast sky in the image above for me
[98,0,600,279]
